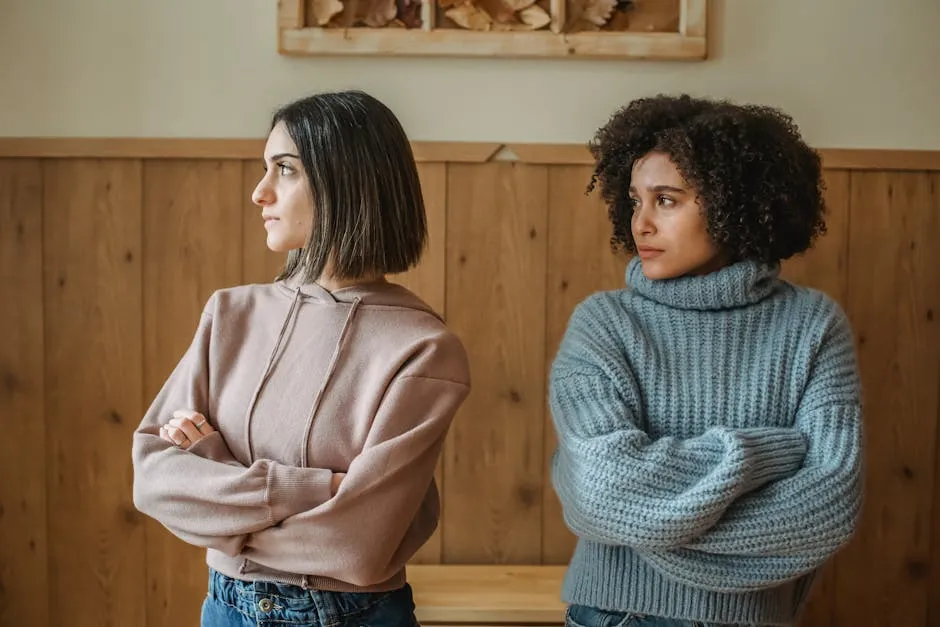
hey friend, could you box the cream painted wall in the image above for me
[1,0,938,148]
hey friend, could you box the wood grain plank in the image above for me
[43,159,145,627]
[409,564,566,624]
[142,160,243,627]
[278,26,706,60]
[443,163,548,563]
[926,172,940,627]
[0,160,47,627]
[780,170,851,305]
[241,160,286,285]
[836,171,939,627]
[542,165,627,565]
[395,162,448,565]
[680,0,706,37]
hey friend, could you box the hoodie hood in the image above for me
[276,277,442,321]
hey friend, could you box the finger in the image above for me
[173,410,215,435]
[190,413,214,435]
[169,417,203,443]
[165,426,191,449]
[159,426,175,443]
[172,409,198,421]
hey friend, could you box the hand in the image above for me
[331,473,346,496]
[160,409,215,450]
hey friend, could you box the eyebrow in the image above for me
[266,152,301,162]
[628,184,687,194]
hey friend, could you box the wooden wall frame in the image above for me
[277,0,707,60]
[4,139,940,171]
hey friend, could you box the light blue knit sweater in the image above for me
[549,257,863,626]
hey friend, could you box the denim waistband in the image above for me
[207,568,414,626]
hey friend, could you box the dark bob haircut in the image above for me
[587,94,827,266]
[272,90,427,282]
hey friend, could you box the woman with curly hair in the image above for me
[549,94,863,627]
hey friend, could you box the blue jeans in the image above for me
[565,604,709,627]
[201,569,418,627]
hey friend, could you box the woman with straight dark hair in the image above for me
[132,90,471,627]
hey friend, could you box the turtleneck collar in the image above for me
[625,256,781,311]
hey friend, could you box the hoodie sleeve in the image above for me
[131,293,336,555]
[240,332,471,588]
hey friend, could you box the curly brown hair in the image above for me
[587,94,827,266]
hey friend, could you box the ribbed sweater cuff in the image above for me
[266,463,333,523]
[740,428,807,486]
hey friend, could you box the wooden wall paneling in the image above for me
[0,146,937,627]
[924,172,940,627]
[42,159,145,627]
[0,160,47,627]
[837,171,940,626]
[241,160,286,285]
[780,170,851,305]
[396,162,448,565]
[541,165,628,565]
[443,162,548,563]
[142,160,243,626]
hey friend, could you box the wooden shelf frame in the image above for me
[277,0,707,60]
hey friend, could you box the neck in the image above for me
[682,252,731,278]
[316,273,387,292]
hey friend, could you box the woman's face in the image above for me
[629,151,726,280]
[251,122,314,253]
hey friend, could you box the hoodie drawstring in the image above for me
[243,288,362,468]
[243,287,303,463]
[299,297,361,468]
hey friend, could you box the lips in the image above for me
[636,245,664,260]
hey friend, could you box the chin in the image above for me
[639,260,682,280]
[266,228,305,252]
[265,236,292,254]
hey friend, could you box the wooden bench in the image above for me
[409,565,567,626]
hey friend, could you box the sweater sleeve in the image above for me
[549,298,808,550]
[641,306,863,592]
[131,294,336,555]
[241,336,471,588]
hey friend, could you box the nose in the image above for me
[632,204,655,236]
[252,175,274,207]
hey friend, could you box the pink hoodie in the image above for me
[132,279,471,591]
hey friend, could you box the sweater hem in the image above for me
[562,542,814,627]
[206,550,407,593]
